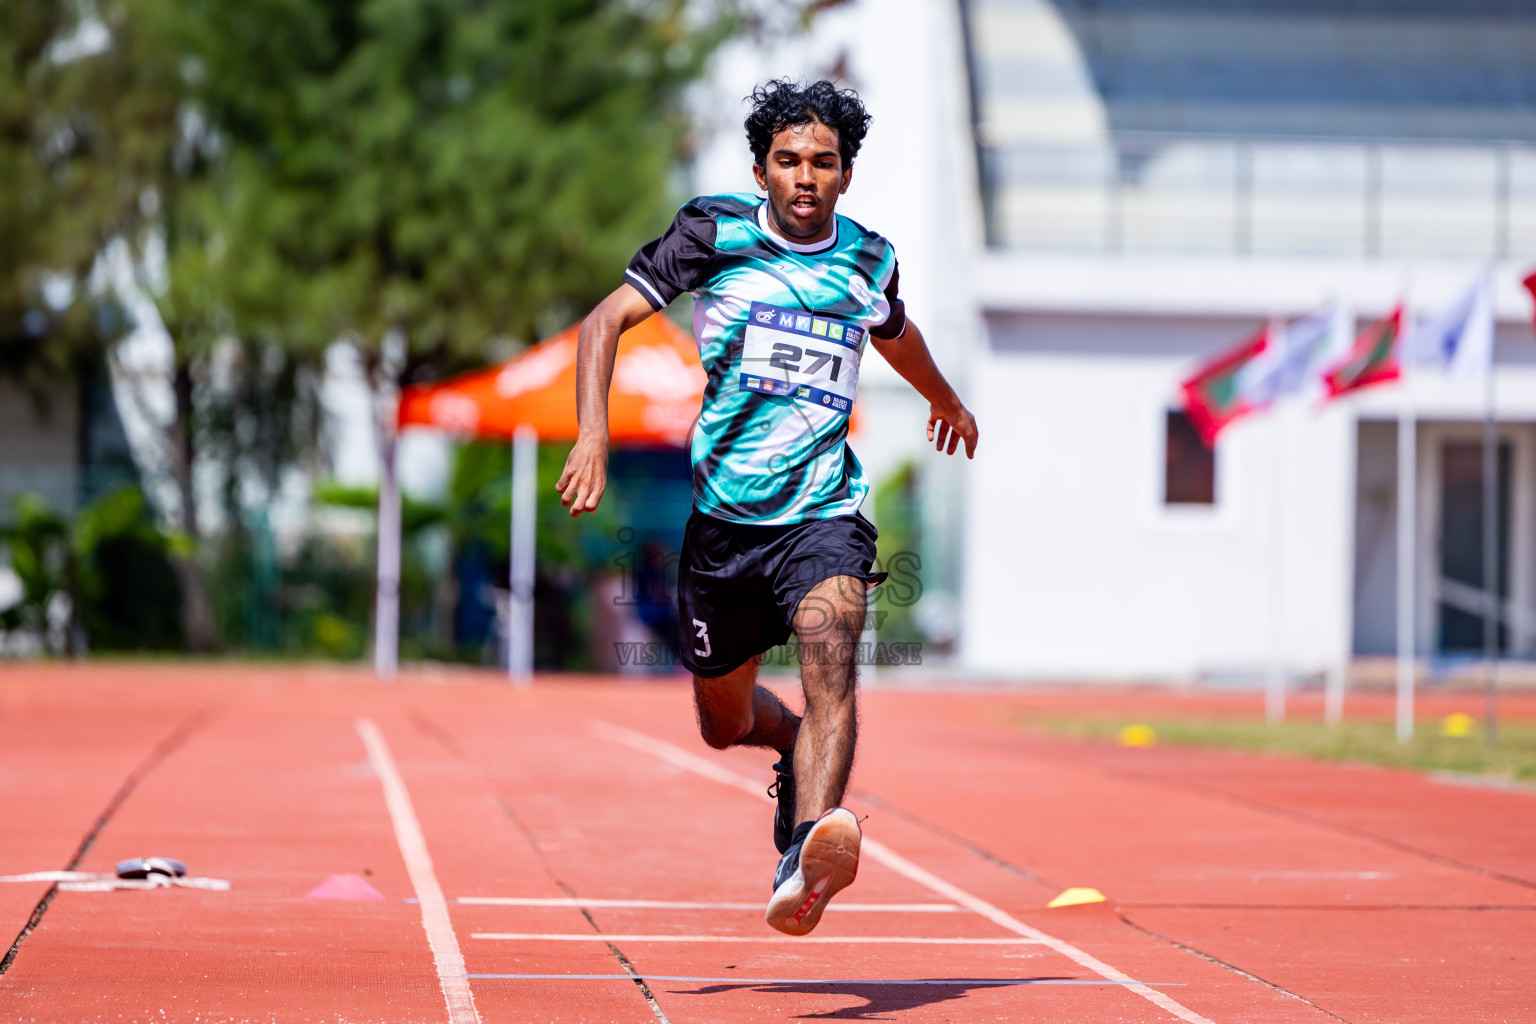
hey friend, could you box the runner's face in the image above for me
[753,119,852,244]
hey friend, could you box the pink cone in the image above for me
[305,874,385,901]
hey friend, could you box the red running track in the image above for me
[0,665,1532,1023]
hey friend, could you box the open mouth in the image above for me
[790,194,818,215]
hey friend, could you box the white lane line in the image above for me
[457,896,960,912]
[0,872,100,882]
[460,974,1185,986]
[357,718,481,1024]
[592,721,1219,1024]
[0,871,231,891]
[863,837,1214,1023]
[473,933,1043,945]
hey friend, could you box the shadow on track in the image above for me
[668,977,1076,1019]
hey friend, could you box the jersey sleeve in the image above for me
[624,201,719,310]
[868,262,907,340]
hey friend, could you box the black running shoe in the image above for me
[767,752,796,854]
[765,807,861,936]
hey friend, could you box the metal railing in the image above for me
[980,132,1536,260]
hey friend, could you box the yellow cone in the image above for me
[1118,724,1155,747]
[1441,712,1476,738]
[1047,887,1106,909]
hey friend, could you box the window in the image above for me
[1165,410,1215,505]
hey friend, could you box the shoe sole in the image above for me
[765,808,860,936]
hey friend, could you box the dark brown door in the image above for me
[1438,440,1510,652]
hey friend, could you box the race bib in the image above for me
[738,302,862,415]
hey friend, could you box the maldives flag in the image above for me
[1322,306,1403,400]
[1180,326,1268,446]
[1523,270,1536,337]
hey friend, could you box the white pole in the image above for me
[1395,363,1415,744]
[1483,364,1499,747]
[1266,403,1286,725]
[374,425,401,679]
[508,424,537,687]
[1324,302,1353,729]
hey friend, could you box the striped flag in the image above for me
[1180,325,1269,445]
[1322,307,1403,400]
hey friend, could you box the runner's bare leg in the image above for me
[790,575,864,823]
[694,656,801,751]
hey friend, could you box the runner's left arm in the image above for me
[870,317,979,458]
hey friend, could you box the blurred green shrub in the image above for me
[0,488,182,653]
[309,439,624,669]
[309,612,364,660]
[207,522,374,661]
[873,461,922,647]
[74,489,183,651]
[0,494,72,650]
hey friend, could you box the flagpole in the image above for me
[1324,301,1351,728]
[1395,340,1415,745]
[1266,376,1286,726]
[1482,353,1499,748]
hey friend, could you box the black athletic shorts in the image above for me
[676,510,886,678]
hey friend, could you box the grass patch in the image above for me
[1011,713,1536,782]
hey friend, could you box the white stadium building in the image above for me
[694,0,1536,682]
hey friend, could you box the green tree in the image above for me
[186,0,741,377]
[1,0,226,647]
[155,0,753,659]
[4,0,811,657]
[0,2,132,403]
[134,0,757,652]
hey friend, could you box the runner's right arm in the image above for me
[557,283,656,516]
[562,202,719,515]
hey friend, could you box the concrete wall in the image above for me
[961,311,1356,679]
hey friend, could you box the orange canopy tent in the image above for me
[396,313,704,443]
[374,314,705,680]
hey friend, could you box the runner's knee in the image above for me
[802,661,858,707]
[698,706,753,749]
[793,577,866,647]
[694,676,755,748]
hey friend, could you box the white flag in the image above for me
[1408,272,1493,379]
[1236,303,1352,408]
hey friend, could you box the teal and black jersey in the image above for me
[625,194,905,526]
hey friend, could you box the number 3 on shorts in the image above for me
[692,618,712,658]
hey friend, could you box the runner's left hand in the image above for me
[928,402,978,458]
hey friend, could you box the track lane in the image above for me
[422,686,1208,1023]
[377,700,664,1023]
[977,691,1536,888]
[850,689,1536,1022]
[0,685,448,1022]
[0,670,197,966]
[3,667,1533,1023]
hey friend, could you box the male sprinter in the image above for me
[557,79,977,934]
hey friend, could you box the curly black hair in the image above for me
[744,79,871,169]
